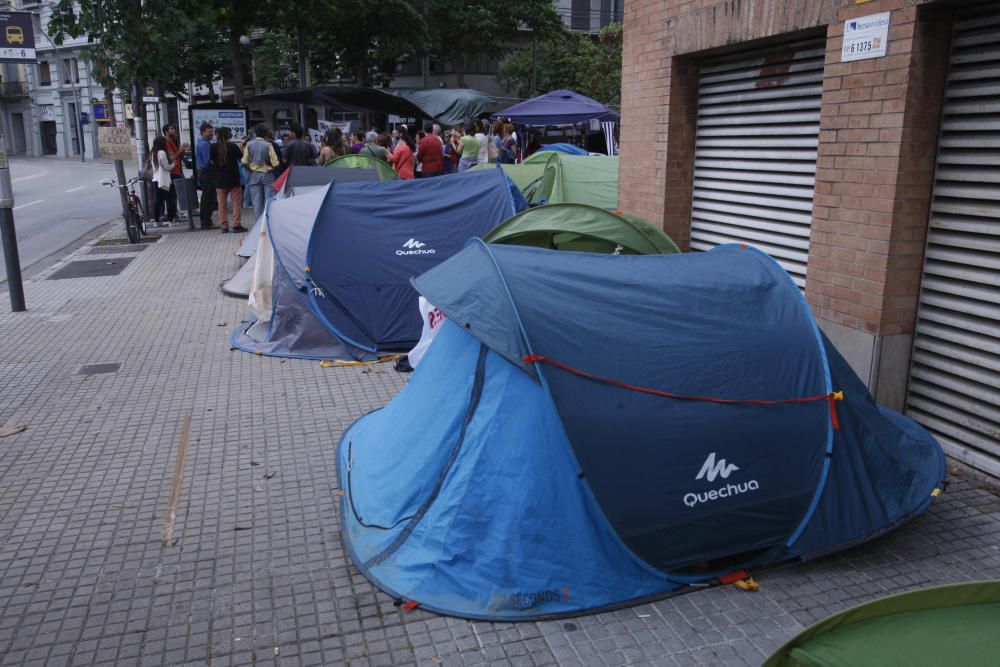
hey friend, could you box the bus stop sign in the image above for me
[0,12,36,63]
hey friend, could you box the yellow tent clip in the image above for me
[304,265,310,273]
[931,488,942,497]
[733,577,760,592]
[832,390,844,401]
[320,355,403,368]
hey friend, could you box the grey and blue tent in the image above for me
[338,241,946,620]
[232,169,522,360]
[224,166,379,297]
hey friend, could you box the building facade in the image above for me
[619,0,999,478]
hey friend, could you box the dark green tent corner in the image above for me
[485,203,679,255]
[764,581,1000,667]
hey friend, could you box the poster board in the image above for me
[98,127,134,160]
[187,104,249,180]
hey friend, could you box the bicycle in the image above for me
[103,176,147,244]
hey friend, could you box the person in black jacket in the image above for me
[210,127,246,233]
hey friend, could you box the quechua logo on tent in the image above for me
[695,452,738,482]
[684,452,759,509]
[397,239,436,256]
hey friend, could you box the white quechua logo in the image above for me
[396,239,435,256]
[695,452,739,482]
[683,452,758,509]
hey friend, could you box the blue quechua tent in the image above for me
[232,169,521,360]
[338,242,946,620]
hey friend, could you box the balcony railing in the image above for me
[0,81,29,97]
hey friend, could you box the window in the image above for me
[39,62,51,86]
[62,58,79,84]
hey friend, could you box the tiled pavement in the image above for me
[0,225,997,667]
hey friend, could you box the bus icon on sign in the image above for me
[6,26,24,45]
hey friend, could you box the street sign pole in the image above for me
[0,150,26,312]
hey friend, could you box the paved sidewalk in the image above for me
[0,227,997,667]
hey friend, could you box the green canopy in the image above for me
[392,88,497,126]
[764,581,1000,667]
[324,154,398,181]
[484,203,679,255]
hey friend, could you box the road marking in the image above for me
[13,199,43,210]
[12,168,48,183]
[66,186,86,193]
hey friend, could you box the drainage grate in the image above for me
[95,235,161,247]
[78,363,121,376]
[46,258,134,280]
[88,244,148,255]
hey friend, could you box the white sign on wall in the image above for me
[841,12,890,62]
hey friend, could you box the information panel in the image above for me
[841,12,890,62]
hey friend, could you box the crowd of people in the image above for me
[147,116,520,233]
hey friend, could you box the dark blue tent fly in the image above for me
[494,89,619,126]
[232,169,523,360]
[338,241,946,620]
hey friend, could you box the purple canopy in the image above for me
[493,89,619,126]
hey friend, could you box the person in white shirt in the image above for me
[475,119,489,164]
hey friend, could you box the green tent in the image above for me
[485,203,679,255]
[471,154,619,209]
[324,154,398,181]
[527,153,619,209]
[764,581,1000,667]
[468,162,548,192]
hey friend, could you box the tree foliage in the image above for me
[426,0,563,87]
[48,0,226,97]
[497,23,623,105]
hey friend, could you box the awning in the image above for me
[391,88,498,126]
[255,86,428,118]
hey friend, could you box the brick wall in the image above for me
[806,2,950,335]
[619,0,949,338]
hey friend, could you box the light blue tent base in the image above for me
[338,321,682,620]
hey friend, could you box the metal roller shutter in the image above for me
[690,39,825,288]
[905,5,1000,478]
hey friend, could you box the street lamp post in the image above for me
[37,25,86,163]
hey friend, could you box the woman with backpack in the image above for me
[211,127,246,233]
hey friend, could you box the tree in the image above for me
[426,0,563,88]
[496,23,623,106]
[48,0,225,97]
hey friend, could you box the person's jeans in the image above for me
[198,171,217,227]
[216,186,243,229]
[246,171,275,222]
[153,184,170,222]
[166,173,181,221]
[458,158,477,173]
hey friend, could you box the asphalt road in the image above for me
[0,156,130,285]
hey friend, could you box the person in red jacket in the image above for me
[416,121,445,177]
[391,130,416,179]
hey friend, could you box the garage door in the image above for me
[690,39,825,288]
[905,6,1000,478]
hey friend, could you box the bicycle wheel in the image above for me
[124,208,141,244]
